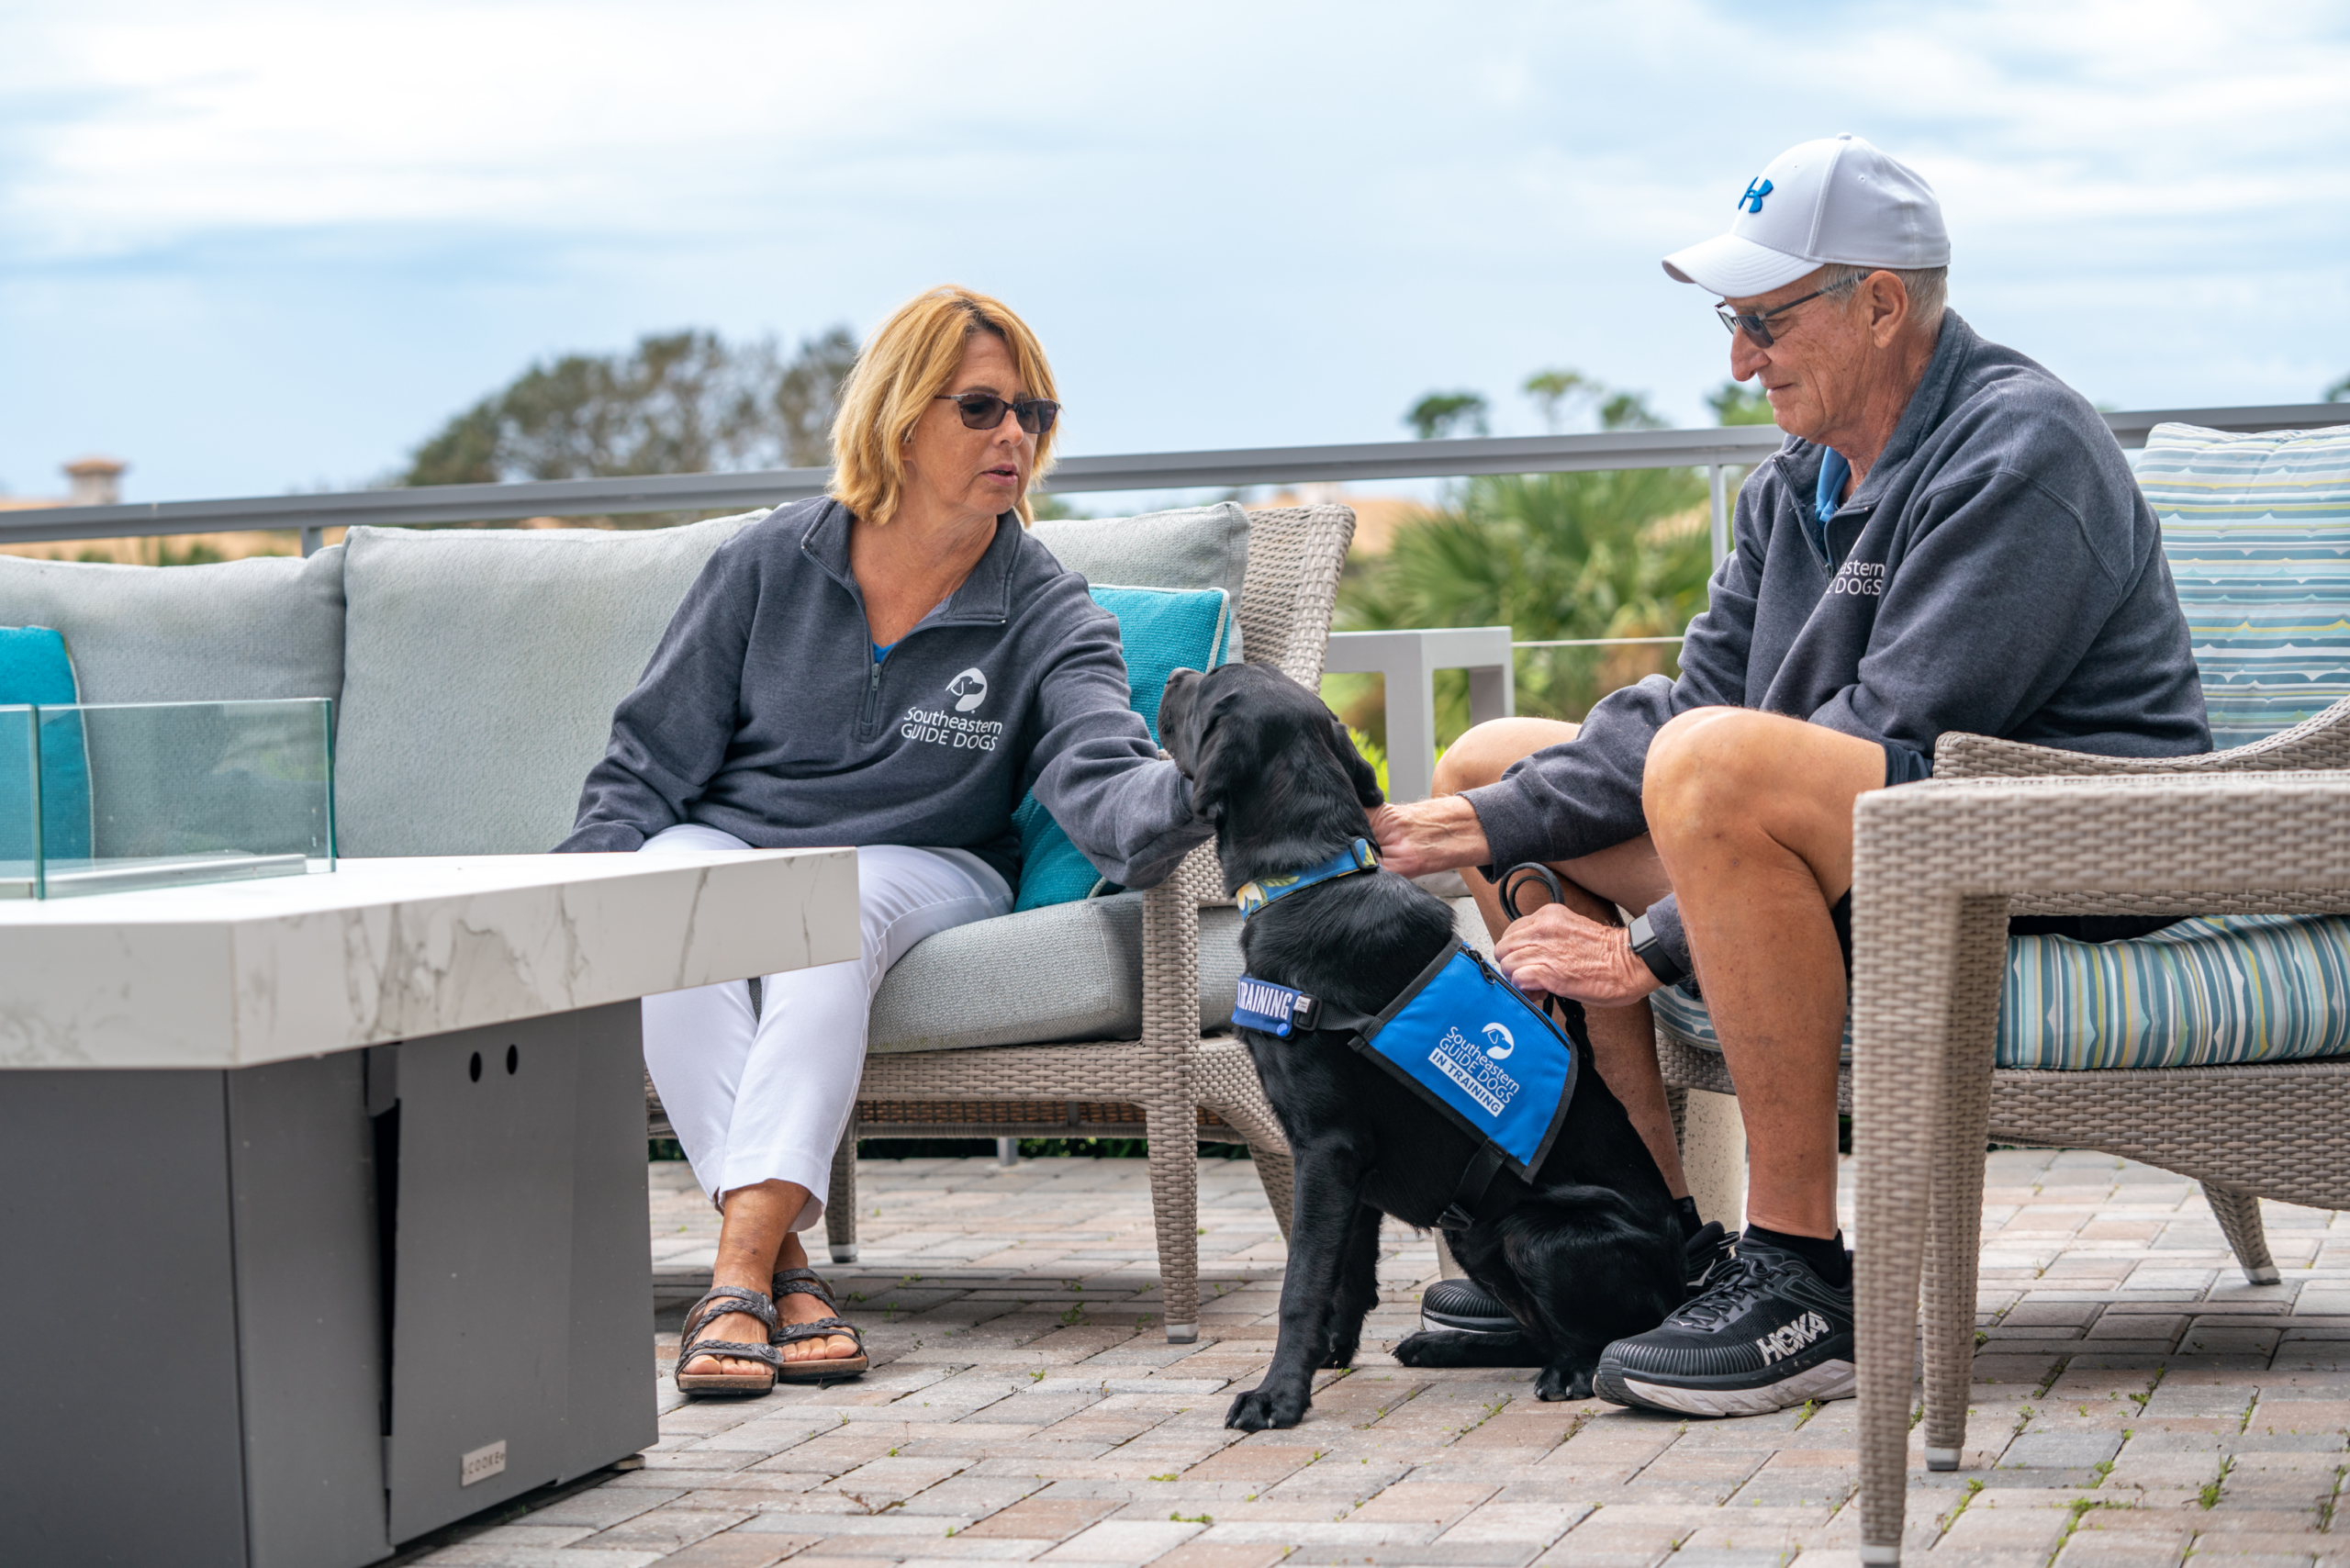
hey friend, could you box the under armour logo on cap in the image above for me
[1739,178,1773,214]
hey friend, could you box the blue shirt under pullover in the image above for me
[1463,311,2210,962]
[556,498,1214,890]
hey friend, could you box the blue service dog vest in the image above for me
[1234,937,1579,1186]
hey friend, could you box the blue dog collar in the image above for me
[1236,837,1380,918]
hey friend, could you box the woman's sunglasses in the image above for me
[936,392,1060,435]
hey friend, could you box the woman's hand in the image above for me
[1370,796,1490,879]
[1494,902,1660,1010]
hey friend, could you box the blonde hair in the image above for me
[828,286,1060,527]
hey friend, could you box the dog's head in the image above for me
[1160,663,1384,890]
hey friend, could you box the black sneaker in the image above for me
[1422,1223,1734,1335]
[1420,1277,1516,1336]
[1593,1235,1855,1417]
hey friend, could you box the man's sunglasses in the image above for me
[936,391,1060,435]
[1715,285,1841,349]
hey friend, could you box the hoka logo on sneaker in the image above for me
[1755,1310,1831,1364]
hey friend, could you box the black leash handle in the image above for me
[1498,861,1564,922]
[1495,862,1572,1026]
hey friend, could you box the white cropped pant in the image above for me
[638,824,1012,1228]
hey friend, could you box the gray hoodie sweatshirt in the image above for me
[1465,312,2209,958]
[555,498,1214,889]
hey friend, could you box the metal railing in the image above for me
[1,402,2338,563]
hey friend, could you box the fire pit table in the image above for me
[0,846,857,1568]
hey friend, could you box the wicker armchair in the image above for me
[1918,697,2350,1280]
[653,505,1351,1342]
[1844,770,2350,1564]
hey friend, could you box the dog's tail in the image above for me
[1391,1327,1544,1369]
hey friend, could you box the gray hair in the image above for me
[1818,262,1947,330]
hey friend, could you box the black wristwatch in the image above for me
[1626,912,1686,987]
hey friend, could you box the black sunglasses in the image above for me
[1715,285,1839,349]
[935,391,1060,435]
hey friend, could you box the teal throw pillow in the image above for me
[1012,585,1232,911]
[0,626,94,863]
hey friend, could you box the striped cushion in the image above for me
[1649,913,2350,1071]
[2140,421,2350,748]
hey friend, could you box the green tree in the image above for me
[1337,462,1708,740]
[1404,391,1491,440]
[1523,369,1593,431]
[401,326,858,522]
[2327,374,2350,403]
[770,327,861,465]
[1707,379,1776,425]
[1597,390,1667,431]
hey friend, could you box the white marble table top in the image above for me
[0,849,860,1070]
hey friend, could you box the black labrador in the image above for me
[1159,661,1685,1428]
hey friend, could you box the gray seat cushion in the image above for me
[333,513,766,856]
[869,897,1248,1052]
[868,895,1492,1053]
[0,548,346,705]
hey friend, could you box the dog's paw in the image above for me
[1535,1362,1595,1402]
[1224,1383,1308,1430]
[1391,1330,1446,1367]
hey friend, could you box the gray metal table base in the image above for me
[0,1002,656,1568]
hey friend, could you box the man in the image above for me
[1376,134,2208,1417]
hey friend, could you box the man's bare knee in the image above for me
[1643,709,1881,890]
[1642,708,1779,826]
[1432,717,1580,797]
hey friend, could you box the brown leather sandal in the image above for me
[770,1267,869,1382]
[677,1285,782,1395]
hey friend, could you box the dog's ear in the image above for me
[1158,668,1203,778]
[1185,710,1245,824]
[1324,714,1385,811]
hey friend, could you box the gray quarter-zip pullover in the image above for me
[556,498,1213,888]
[1465,311,2209,950]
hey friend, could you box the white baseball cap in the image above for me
[1662,133,1949,298]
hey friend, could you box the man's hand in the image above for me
[1494,902,1660,1010]
[1370,795,1491,879]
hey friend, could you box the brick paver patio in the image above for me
[395,1148,2350,1568]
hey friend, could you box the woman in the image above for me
[559,286,1212,1393]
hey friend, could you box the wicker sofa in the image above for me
[0,500,1355,1341]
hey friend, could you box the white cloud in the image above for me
[0,0,2344,497]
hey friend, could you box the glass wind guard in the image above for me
[0,698,335,900]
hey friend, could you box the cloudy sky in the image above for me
[2,0,2345,504]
